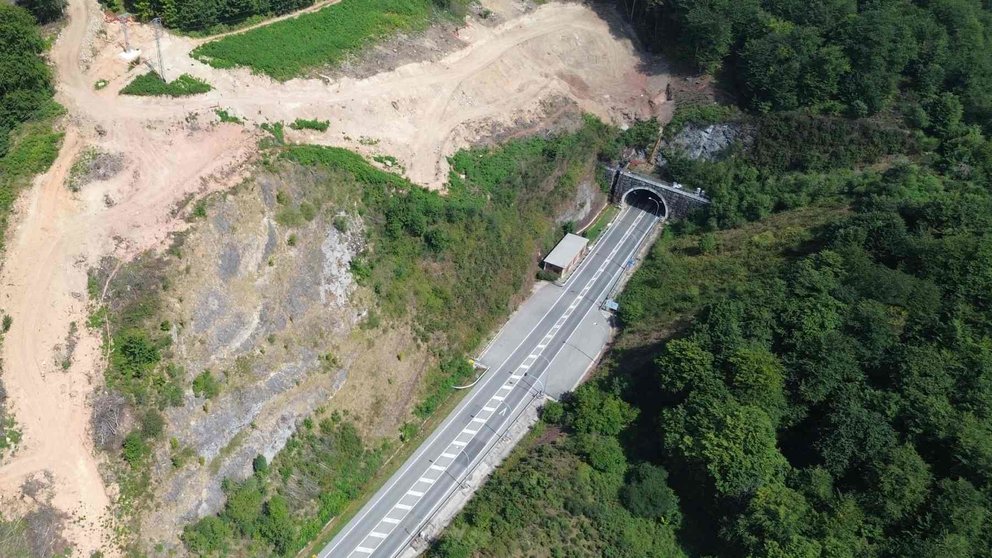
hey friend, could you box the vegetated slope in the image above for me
[108,0,461,34]
[0,5,62,450]
[0,4,63,253]
[90,117,633,556]
[191,0,461,80]
[0,4,72,556]
[617,0,992,126]
[430,3,992,557]
[120,72,213,96]
[113,0,316,33]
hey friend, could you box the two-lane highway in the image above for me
[321,197,662,558]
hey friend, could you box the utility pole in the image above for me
[152,18,166,81]
[117,14,131,52]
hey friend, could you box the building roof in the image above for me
[544,233,590,269]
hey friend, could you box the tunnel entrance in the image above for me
[622,188,667,219]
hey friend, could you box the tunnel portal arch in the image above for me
[622,187,669,219]
[607,167,709,220]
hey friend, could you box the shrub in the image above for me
[16,0,66,24]
[111,330,161,380]
[140,409,165,439]
[620,463,682,526]
[400,421,418,442]
[122,431,150,466]
[120,73,212,97]
[619,118,660,151]
[223,477,264,537]
[192,370,221,399]
[541,400,565,424]
[262,122,285,145]
[181,516,232,555]
[259,495,295,554]
[214,109,242,124]
[252,454,268,475]
[299,201,317,221]
[290,118,330,132]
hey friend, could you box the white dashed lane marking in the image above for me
[345,209,652,557]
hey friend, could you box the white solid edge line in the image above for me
[386,208,659,558]
[324,207,638,556]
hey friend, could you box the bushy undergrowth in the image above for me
[120,72,212,97]
[282,115,616,355]
[191,0,447,80]
[183,415,387,556]
[0,5,63,253]
[214,109,243,124]
[431,424,685,558]
[0,107,64,248]
[289,118,329,132]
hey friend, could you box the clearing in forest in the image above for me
[192,0,448,80]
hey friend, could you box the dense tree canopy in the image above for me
[432,2,992,556]
[620,0,992,127]
[16,0,66,24]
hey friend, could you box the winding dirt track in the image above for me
[0,0,665,553]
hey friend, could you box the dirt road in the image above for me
[0,0,667,553]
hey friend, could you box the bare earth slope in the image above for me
[0,0,668,554]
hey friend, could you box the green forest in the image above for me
[431,1,992,557]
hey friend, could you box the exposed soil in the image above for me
[0,0,671,554]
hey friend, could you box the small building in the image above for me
[543,233,590,278]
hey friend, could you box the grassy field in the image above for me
[121,73,213,96]
[290,118,330,131]
[0,101,64,253]
[581,204,618,241]
[191,0,451,80]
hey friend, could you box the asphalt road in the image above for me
[320,199,662,558]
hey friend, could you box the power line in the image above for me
[152,17,166,81]
[117,13,131,52]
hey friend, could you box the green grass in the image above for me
[289,118,330,132]
[0,413,22,460]
[191,0,444,80]
[214,109,243,124]
[120,72,213,97]
[183,416,388,557]
[582,204,619,242]
[0,101,64,254]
